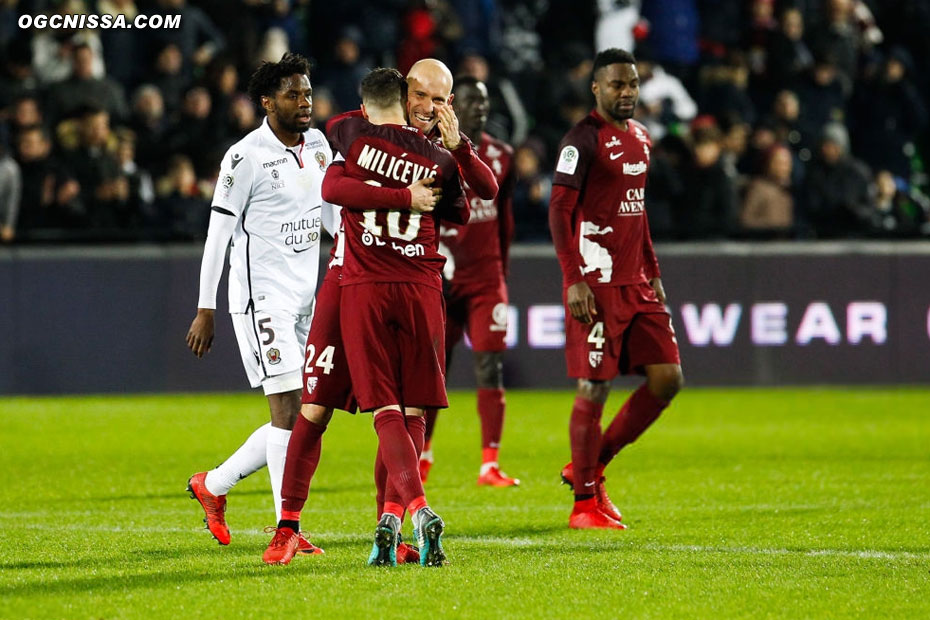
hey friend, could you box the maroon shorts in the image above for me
[445,277,508,353]
[564,282,681,380]
[301,267,357,412]
[340,282,448,411]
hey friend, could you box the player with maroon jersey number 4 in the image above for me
[548,48,684,530]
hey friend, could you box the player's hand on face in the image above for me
[408,176,440,212]
[567,281,597,324]
[649,277,667,304]
[186,309,216,358]
[435,103,461,150]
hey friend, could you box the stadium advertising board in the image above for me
[0,245,927,393]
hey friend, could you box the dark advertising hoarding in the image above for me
[0,244,928,394]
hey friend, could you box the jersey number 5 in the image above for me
[304,344,336,375]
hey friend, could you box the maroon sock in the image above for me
[598,384,668,467]
[381,415,427,514]
[423,408,439,444]
[406,415,426,457]
[477,387,505,451]
[374,444,388,518]
[373,409,425,507]
[570,397,604,496]
[280,415,326,515]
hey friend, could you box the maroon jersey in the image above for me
[440,132,514,287]
[552,111,659,287]
[326,116,468,291]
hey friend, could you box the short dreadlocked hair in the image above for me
[360,67,407,110]
[247,52,312,108]
[592,48,636,80]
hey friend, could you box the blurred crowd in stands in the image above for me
[1,0,929,244]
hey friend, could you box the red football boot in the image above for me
[477,465,520,487]
[262,526,300,565]
[560,462,573,487]
[595,479,623,522]
[569,506,627,530]
[297,532,324,555]
[186,472,230,545]
[396,541,420,564]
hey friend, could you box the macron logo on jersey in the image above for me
[623,161,647,176]
[356,144,438,184]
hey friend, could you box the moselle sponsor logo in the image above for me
[18,13,181,29]
[263,157,288,169]
[623,161,647,176]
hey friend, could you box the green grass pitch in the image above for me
[1,388,928,619]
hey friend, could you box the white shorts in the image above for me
[231,308,312,394]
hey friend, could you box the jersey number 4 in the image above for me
[587,321,605,350]
[304,344,335,375]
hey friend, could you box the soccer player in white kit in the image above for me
[184,53,335,554]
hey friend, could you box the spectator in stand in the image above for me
[396,0,463,75]
[165,86,216,177]
[849,47,927,180]
[129,84,170,174]
[226,93,261,142]
[866,170,930,238]
[764,7,813,94]
[804,122,872,238]
[61,106,129,233]
[745,0,779,81]
[148,0,226,76]
[114,129,154,233]
[640,0,700,87]
[152,154,210,240]
[0,38,40,110]
[98,0,142,89]
[32,24,105,85]
[794,52,848,150]
[697,51,756,129]
[740,143,795,237]
[47,42,129,125]
[8,95,44,136]
[807,0,882,86]
[13,125,84,237]
[317,27,371,113]
[676,121,737,239]
[308,88,336,135]
[151,44,190,116]
[511,137,552,241]
[0,136,21,243]
[636,49,698,139]
[204,56,242,143]
[594,0,641,54]
[646,133,688,240]
[458,52,528,143]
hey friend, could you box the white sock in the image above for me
[479,461,498,476]
[420,448,433,462]
[266,425,292,523]
[205,423,270,496]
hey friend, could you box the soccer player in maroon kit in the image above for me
[262,60,493,566]
[549,48,684,530]
[420,76,520,487]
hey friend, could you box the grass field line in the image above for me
[6,523,928,561]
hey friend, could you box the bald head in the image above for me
[406,59,454,133]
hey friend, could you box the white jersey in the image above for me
[210,119,331,314]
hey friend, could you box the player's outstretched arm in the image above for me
[187,208,236,357]
[321,163,412,211]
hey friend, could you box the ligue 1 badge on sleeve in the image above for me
[266,348,282,365]
[222,174,234,189]
[315,151,327,171]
